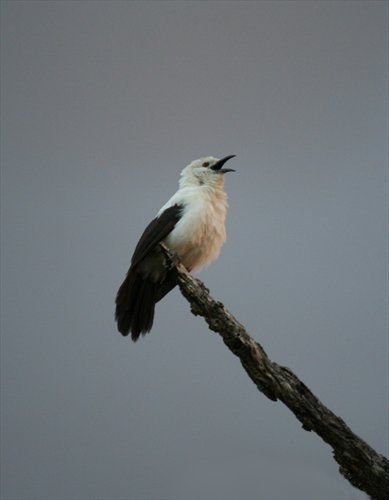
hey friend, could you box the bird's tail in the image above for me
[115,268,157,341]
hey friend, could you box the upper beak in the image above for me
[211,154,236,173]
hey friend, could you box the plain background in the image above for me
[1,1,387,499]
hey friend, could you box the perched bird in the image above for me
[115,155,236,341]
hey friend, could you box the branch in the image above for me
[161,245,389,499]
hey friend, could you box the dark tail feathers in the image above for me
[115,268,157,341]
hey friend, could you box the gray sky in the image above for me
[1,1,387,499]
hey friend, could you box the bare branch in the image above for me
[161,244,389,499]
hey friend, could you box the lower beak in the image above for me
[218,167,235,174]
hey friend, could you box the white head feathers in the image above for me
[179,155,236,189]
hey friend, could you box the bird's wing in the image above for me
[131,204,183,267]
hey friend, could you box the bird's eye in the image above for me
[202,162,210,167]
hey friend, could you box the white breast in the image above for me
[162,186,228,272]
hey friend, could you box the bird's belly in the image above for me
[164,215,226,272]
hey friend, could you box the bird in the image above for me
[115,154,236,341]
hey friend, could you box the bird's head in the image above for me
[179,155,236,189]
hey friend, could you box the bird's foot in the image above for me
[160,243,180,270]
[166,250,180,270]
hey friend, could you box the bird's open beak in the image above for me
[211,155,236,173]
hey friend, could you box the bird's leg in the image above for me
[160,243,181,270]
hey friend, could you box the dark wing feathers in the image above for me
[115,204,183,339]
[131,204,183,267]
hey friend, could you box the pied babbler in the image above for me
[115,155,236,341]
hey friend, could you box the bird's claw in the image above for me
[166,250,180,270]
[160,243,180,270]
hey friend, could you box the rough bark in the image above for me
[161,245,389,500]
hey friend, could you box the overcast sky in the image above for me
[1,1,387,499]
